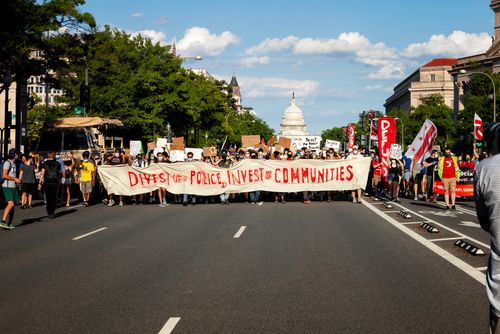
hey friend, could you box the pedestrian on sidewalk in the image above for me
[0,149,21,229]
[38,151,62,219]
[474,122,500,334]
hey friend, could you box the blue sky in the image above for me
[81,0,492,135]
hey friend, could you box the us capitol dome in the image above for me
[279,93,308,137]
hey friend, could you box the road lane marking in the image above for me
[476,266,488,271]
[72,227,108,241]
[429,237,463,242]
[233,226,246,238]
[363,201,486,286]
[435,201,477,216]
[390,202,490,250]
[401,221,424,225]
[458,221,481,228]
[158,317,181,334]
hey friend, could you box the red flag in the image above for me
[347,124,356,149]
[474,113,483,141]
[377,118,397,180]
[405,119,437,165]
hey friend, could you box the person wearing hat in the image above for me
[1,149,21,229]
[475,122,500,333]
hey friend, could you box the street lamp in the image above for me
[205,132,208,146]
[166,122,172,143]
[459,69,496,122]
[395,117,405,148]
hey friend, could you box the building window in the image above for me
[430,74,436,82]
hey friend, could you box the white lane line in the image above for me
[401,221,424,225]
[435,201,477,216]
[476,266,488,271]
[429,237,463,242]
[158,317,181,334]
[383,210,400,213]
[233,226,247,239]
[363,201,486,286]
[389,202,490,250]
[72,227,108,241]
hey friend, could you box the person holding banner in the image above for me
[438,148,460,210]
[213,149,235,205]
[346,145,363,204]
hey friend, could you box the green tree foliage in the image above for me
[321,127,344,143]
[0,0,95,89]
[224,112,274,147]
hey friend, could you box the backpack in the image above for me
[45,160,60,182]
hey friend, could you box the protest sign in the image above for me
[171,137,185,151]
[278,137,292,149]
[242,135,261,148]
[292,136,321,151]
[130,140,143,157]
[185,148,203,160]
[203,147,217,157]
[147,141,156,151]
[169,150,186,162]
[98,158,372,196]
[390,144,402,160]
[156,138,168,149]
[324,140,341,151]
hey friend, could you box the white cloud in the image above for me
[177,27,239,56]
[403,30,491,58]
[368,63,405,80]
[245,36,299,55]
[131,12,144,17]
[238,76,319,98]
[156,17,168,25]
[365,84,383,91]
[239,56,270,67]
[131,29,166,45]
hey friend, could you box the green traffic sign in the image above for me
[74,106,85,115]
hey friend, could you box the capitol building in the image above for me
[279,93,308,138]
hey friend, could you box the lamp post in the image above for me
[459,69,496,122]
[395,117,404,148]
[205,132,208,146]
[166,122,172,143]
[2,71,13,158]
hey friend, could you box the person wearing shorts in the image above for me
[19,155,37,209]
[438,148,460,210]
[1,149,21,229]
[78,151,95,207]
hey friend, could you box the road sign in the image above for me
[73,106,85,115]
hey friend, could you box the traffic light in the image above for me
[369,112,375,120]
[80,82,90,113]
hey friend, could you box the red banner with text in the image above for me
[348,124,356,150]
[377,118,396,181]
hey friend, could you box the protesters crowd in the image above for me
[0,140,491,231]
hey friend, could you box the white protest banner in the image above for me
[390,144,402,160]
[324,140,341,151]
[130,140,143,157]
[292,136,321,151]
[98,158,372,196]
[185,148,203,160]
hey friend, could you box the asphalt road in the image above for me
[0,196,490,333]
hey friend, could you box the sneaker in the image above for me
[84,201,89,207]
[119,201,124,207]
[182,201,188,206]
[451,205,456,210]
[445,205,450,210]
[357,199,362,204]
[102,199,108,205]
[107,199,115,207]
[0,222,11,229]
[394,198,400,203]
[414,196,418,201]
[282,200,286,204]
[257,201,264,206]
[352,198,356,203]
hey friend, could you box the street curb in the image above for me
[419,222,439,233]
[454,239,485,256]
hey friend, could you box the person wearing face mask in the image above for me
[423,149,439,203]
[105,149,124,207]
[213,149,235,205]
[346,145,363,204]
[19,155,37,209]
[182,152,196,206]
[78,151,95,207]
[459,153,475,169]
[438,148,460,210]
[388,158,404,202]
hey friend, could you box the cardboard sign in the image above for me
[130,140,143,157]
[203,147,217,157]
[242,135,261,148]
[185,148,203,161]
[273,144,283,153]
[171,137,185,150]
[390,144,402,160]
[147,141,156,151]
[267,135,279,146]
[278,137,292,149]
[292,136,321,151]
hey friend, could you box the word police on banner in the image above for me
[98,158,372,196]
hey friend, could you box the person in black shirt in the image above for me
[423,149,439,203]
[38,151,62,219]
[388,158,404,202]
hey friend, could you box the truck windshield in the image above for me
[63,129,89,150]
[36,130,62,152]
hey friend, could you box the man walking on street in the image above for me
[0,149,21,229]
[38,151,62,219]
[475,122,500,333]
[438,148,460,210]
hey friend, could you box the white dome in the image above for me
[279,93,308,136]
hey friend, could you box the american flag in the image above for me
[171,37,177,57]
[474,113,483,141]
[405,119,437,164]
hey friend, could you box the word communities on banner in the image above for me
[98,158,372,196]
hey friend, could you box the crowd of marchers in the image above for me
[0,141,491,230]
